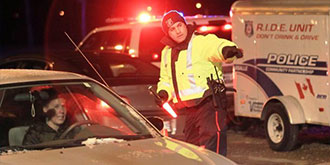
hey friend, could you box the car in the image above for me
[0,53,185,139]
[0,69,237,165]
[77,14,233,66]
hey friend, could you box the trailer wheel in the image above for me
[264,104,299,151]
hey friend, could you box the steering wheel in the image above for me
[60,120,98,139]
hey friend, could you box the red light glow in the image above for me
[129,49,135,55]
[152,53,159,60]
[114,45,123,50]
[223,24,232,31]
[196,3,202,9]
[197,26,217,33]
[138,12,151,23]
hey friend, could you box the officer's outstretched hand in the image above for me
[222,46,243,59]
[155,90,168,107]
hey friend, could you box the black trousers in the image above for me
[183,97,228,156]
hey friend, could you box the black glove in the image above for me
[222,46,243,59]
[155,90,168,107]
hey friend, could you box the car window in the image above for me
[81,29,131,54]
[0,81,157,149]
[139,27,165,62]
[107,58,159,78]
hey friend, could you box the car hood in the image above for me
[0,137,236,165]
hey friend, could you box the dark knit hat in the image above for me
[34,88,59,108]
[161,10,187,35]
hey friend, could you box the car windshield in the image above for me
[0,80,159,152]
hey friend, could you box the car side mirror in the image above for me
[147,116,164,131]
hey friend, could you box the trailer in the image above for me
[231,0,330,151]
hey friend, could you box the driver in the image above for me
[23,88,69,145]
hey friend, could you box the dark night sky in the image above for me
[0,0,236,56]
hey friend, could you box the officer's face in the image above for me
[43,98,67,127]
[168,22,188,43]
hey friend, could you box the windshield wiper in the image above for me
[0,146,28,154]
[111,134,153,140]
[12,138,85,151]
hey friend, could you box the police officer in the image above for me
[156,10,243,156]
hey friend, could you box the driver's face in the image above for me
[43,98,67,126]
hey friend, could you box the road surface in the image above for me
[227,123,330,165]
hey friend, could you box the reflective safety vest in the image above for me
[157,34,237,103]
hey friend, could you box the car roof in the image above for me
[0,69,92,85]
[78,15,231,48]
[93,15,230,32]
[102,15,231,28]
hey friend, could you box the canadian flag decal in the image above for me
[295,78,315,99]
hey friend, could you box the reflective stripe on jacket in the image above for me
[157,33,237,103]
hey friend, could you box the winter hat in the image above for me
[161,10,187,35]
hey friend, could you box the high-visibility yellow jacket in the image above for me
[157,33,237,105]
